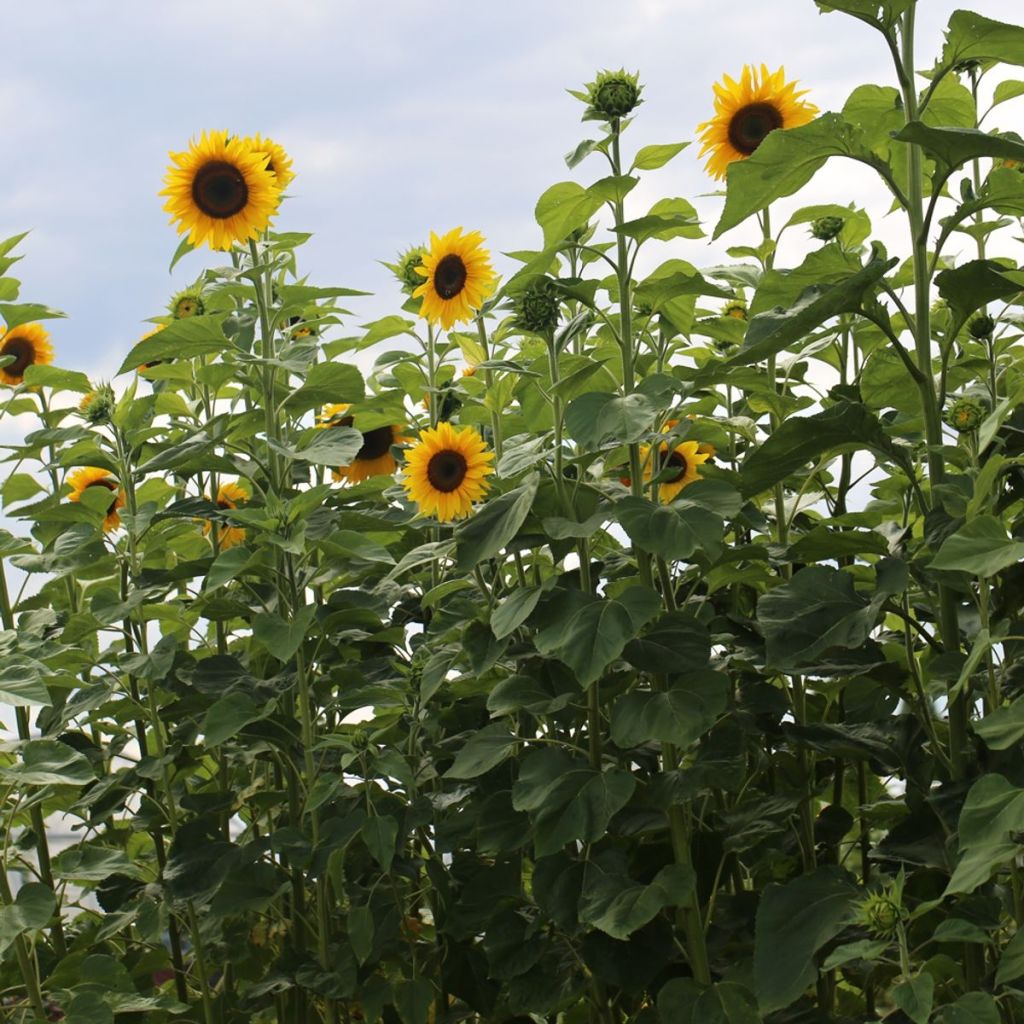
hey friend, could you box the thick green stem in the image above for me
[0,867,48,1020]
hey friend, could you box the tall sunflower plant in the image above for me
[2,4,1024,1023]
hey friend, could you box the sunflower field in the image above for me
[3,2,1024,1022]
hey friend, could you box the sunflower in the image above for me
[0,322,54,386]
[697,65,818,180]
[402,422,494,522]
[161,130,281,250]
[413,228,497,330]
[245,133,295,190]
[641,439,712,503]
[204,481,249,550]
[66,467,124,532]
[317,403,408,484]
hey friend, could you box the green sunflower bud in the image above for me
[722,300,747,321]
[856,890,906,939]
[392,245,428,295]
[79,384,115,425]
[516,278,561,334]
[968,313,995,339]
[170,287,205,319]
[945,395,987,433]
[811,216,844,242]
[584,69,643,120]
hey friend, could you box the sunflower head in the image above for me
[79,383,115,425]
[160,130,282,251]
[317,404,407,484]
[402,422,494,522]
[389,245,429,295]
[0,322,54,386]
[641,439,712,503]
[290,315,318,340]
[722,298,748,321]
[170,286,205,320]
[413,228,497,331]
[316,403,354,429]
[855,886,906,940]
[945,395,987,433]
[245,133,295,190]
[697,65,818,180]
[968,314,995,339]
[811,216,844,242]
[204,480,250,550]
[582,69,643,120]
[516,277,561,334]
[67,467,124,533]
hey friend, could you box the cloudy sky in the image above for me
[0,0,1021,382]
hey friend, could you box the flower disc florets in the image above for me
[945,395,987,433]
[968,313,995,339]
[811,216,844,241]
[516,278,561,334]
[584,69,642,120]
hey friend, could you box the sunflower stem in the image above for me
[0,866,48,1021]
[476,315,503,462]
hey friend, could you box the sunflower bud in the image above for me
[945,395,987,433]
[856,890,906,939]
[516,278,561,334]
[968,314,995,339]
[392,245,428,295]
[811,216,844,242]
[583,69,643,120]
[78,384,115,425]
[722,299,747,321]
[170,287,205,319]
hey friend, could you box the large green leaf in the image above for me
[995,926,1024,986]
[974,701,1024,751]
[564,392,658,449]
[578,861,694,940]
[622,611,710,673]
[0,661,51,707]
[610,671,729,749]
[894,123,1024,171]
[455,475,538,570]
[815,0,911,29]
[445,723,517,779]
[533,768,636,856]
[535,182,604,245]
[930,515,1024,577]
[284,362,365,414]
[202,692,270,746]
[117,315,230,374]
[935,260,1023,334]
[947,774,1024,895]
[615,496,724,562]
[892,974,934,1024]
[938,993,1000,1024]
[1,739,95,786]
[0,883,55,954]
[938,10,1024,75]
[753,867,858,1013]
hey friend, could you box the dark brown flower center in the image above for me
[357,425,395,462]
[217,498,235,510]
[192,161,249,219]
[1,336,35,378]
[662,450,688,484]
[85,478,120,515]
[728,102,784,155]
[433,254,468,300]
[426,450,468,493]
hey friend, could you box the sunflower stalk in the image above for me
[0,865,48,1021]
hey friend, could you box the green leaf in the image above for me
[535,182,604,246]
[936,259,1023,332]
[692,983,762,1024]
[588,174,638,204]
[610,671,729,749]
[455,475,538,571]
[491,585,545,640]
[445,723,517,779]
[930,515,1024,577]
[938,992,1000,1024]
[22,364,92,393]
[0,883,55,954]
[0,301,66,330]
[715,114,872,238]
[360,315,417,346]
[117,315,229,374]
[753,867,858,1013]
[564,392,658,449]
[995,925,1024,986]
[204,546,252,591]
[947,774,1024,895]
[0,661,51,707]
[202,691,268,746]
[54,844,139,881]
[994,80,1024,107]
[939,10,1024,75]
[348,904,375,965]
[615,198,703,244]
[615,497,724,562]
[579,862,694,940]
[622,611,710,673]
[534,768,636,856]
[630,141,690,171]
[892,973,935,1024]
[360,815,399,872]
[252,606,318,661]
[974,700,1024,751]
[740,402,902,498]
[1,739,95,786]
[893,123,1024,171]
[293,426,363,467]
[393,978,433,1024]
[815,0,911,29]
[284,362,365,414]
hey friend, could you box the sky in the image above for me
[0,0,1021,384]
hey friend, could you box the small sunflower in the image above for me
[204,481,249,550]
[413,228,497,330]
[170,286,205,320]
[641,439,712,503]
[0,323,54,386]
[317,403,409,484]
[78,384,115,425]
[245,133,295,190]
[66,467,124,533]
[697,65,818,180]
[161,130,281,251]
[402,422,494,522]
[723,299,748,320]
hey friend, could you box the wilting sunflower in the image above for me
[697,65,818,180]
[641,439,712,503]
[402,422,494,522]
[316,403,409,484]
[161,130,281,250]
[413,228,497,330]
[0,322,54,386]
[204,481,249,550]
[245,133,295,190]
[67,467,124,533]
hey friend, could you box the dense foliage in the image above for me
[3,3,1024,1022]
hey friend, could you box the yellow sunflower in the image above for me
[204,481,249,550]
[402,422,494,522]
[413,228,497,330]
[160,130,281,250]
[0,322,54,386]
[245,133,295,190]
[316,403,409,484]
[66,467,125,533]
[641,439,712,503]
[697,65,818,180]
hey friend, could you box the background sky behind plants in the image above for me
[0,0,1021,389]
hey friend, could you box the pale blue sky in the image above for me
[0,0,1020,380]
